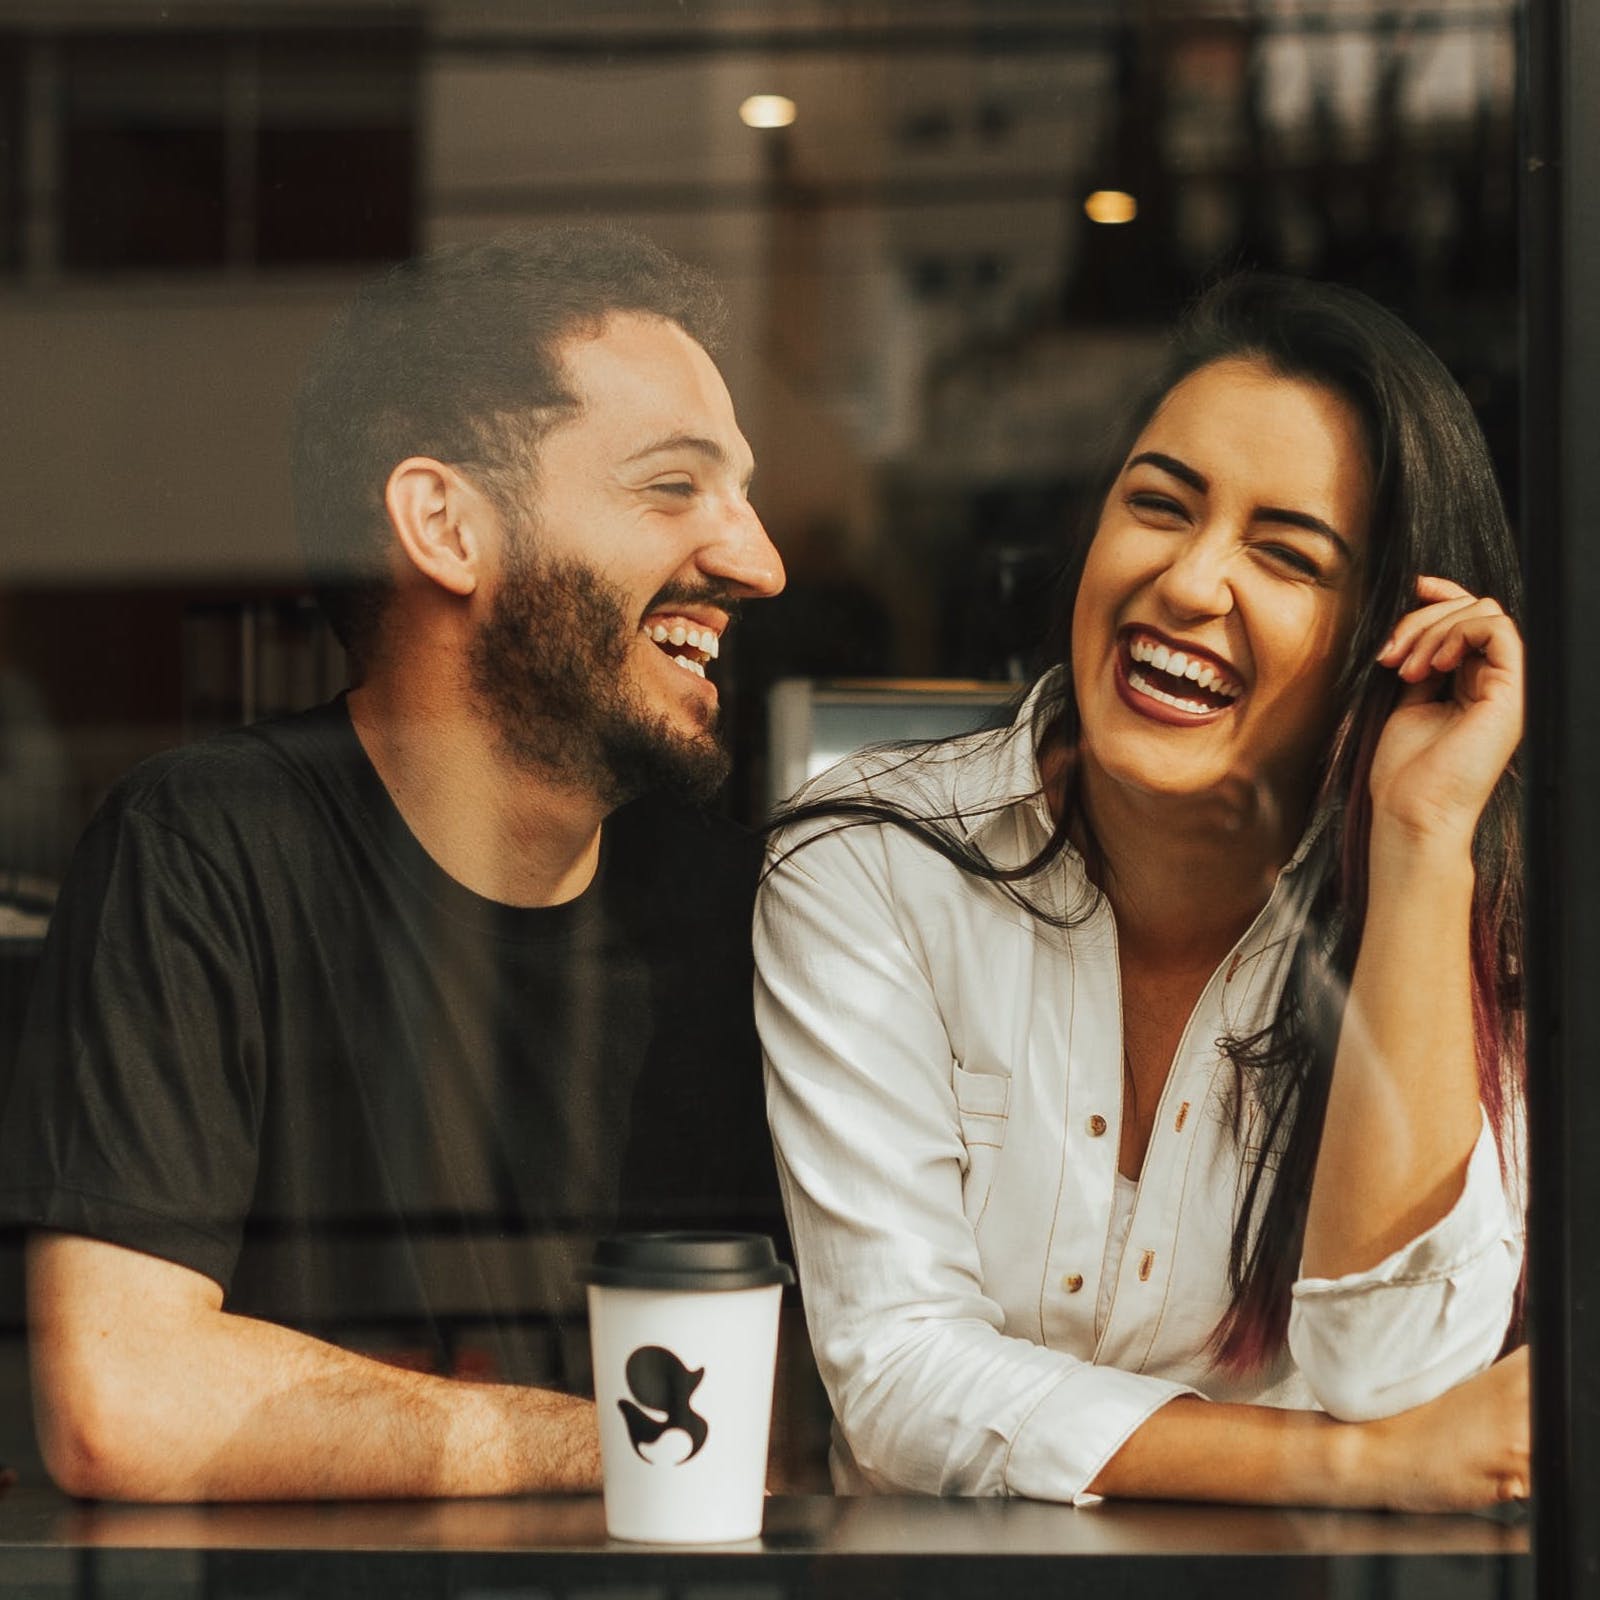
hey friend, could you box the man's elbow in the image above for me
[38,1408,130,1500]
[36,1370,185,1501]
[27,1235,231,1500]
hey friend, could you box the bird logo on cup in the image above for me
[618,1345,710,1464]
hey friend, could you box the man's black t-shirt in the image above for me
[0,699,779,1385]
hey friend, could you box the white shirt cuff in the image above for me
[1288,1113,1521,1420]
[1004,1361,1197,1505]
[1292,1111,1515,1298]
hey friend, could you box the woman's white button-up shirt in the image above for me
[754,682,1523,1503]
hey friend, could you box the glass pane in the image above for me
[59,34,228,271]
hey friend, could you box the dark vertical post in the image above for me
[1524,1,1600,1595]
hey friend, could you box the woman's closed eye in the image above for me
[1255,541,1324,580]
[1127,491,1190,524]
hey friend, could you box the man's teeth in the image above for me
[671,654,705,679]
[647,621,719,659]
[1128,636,1240,699]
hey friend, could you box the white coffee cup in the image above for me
[584,1232,793,1544]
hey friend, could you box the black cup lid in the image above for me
[582,1232,795,1291]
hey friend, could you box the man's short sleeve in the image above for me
[0,791,266,1292]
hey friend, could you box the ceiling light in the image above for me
[740,95,797,130]
[1084,190,1138,225]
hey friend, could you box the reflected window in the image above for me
[61,33,229,271]
[57,25,417,275]
[0,36,20,275]
[255,30,418,266]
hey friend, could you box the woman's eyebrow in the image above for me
[1128,450,1206,493]
[1130,449,1354,564]
[1256,506,1355,565]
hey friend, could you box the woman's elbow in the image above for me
[824,1341,959,1496]
[829,1359,1010,1496]
[1292,1361,1409,1423]
[1287,1295,1512,1422]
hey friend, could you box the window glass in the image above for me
[60,33,230,271]
[0,1,1532,1557]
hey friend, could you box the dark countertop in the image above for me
[0,1485,1532,1600]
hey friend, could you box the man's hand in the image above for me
[28,1232,601,1501]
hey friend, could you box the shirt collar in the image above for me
[945,672,1064,850]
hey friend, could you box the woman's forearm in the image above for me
[1301,824,1483,1280]
[1091,1349,1529,1511]
[1088,1396,1353,1504]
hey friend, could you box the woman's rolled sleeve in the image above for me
[1288,1111,1521,1421]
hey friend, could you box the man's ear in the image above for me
[384,457,486,598]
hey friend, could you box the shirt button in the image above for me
[1062,1273,1084,1293]
[1087,1114,1107,1137]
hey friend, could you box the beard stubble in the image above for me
[467,525,733,807]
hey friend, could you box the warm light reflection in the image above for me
[739,94,797,129]
[1084,189,1139,225]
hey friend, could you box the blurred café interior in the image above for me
[0,0,1589,1588]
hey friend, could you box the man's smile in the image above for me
[642,612,721,681]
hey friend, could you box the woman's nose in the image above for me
[1152,528,1234,621]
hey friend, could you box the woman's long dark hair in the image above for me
[770,273,1525,1371]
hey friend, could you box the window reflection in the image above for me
[0,0,1523,1534]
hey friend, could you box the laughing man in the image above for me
[0,229,786,1499]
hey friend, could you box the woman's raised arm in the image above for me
[1296,574,1524,1415]
[1302,574,1523,1274]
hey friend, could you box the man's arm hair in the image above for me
[28,1232,600,1501]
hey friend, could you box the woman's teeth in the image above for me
[1128,635,1241,702]
[1127,667,1222,715]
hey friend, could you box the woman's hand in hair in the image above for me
[1359,1345,1530,1512]
[1370,575,1524,851]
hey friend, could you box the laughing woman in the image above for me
[755,275,1527,1509]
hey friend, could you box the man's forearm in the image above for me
[30,1234,601,1501]
[115,1311,599,1501]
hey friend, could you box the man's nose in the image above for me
[700,498,786,599]
[1152,528,1234,621]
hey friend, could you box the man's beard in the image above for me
[468,528,732,808]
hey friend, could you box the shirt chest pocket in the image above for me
[952,1062,1011,1230]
